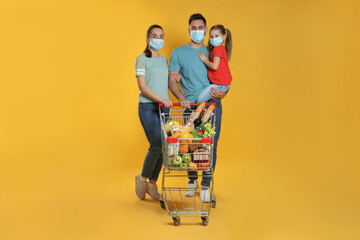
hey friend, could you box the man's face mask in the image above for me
[190,30,205,43]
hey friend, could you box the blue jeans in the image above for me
[196,84,230,103]
[138,103,169,181]
[187,99,222,187]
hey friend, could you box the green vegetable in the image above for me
[190,131,202,138]
[203,121,216,137]
[195,122,206,130]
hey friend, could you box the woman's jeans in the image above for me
[196,84,230,103]
[187,99,222,187]
[138,102,169,181]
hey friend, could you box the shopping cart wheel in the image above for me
[201,216,209,226]
[211,200,216,208]
[172,217,180,226]
[160,200,166,209]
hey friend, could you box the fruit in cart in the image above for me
[165,123,170,134]
[165,119,174,134]
[173,155,182,165]
[173,121,180,126]
[182,153,192,163]
[179,144,189,153]
[198,160,210,170]
[172,133,180,138]
[180,163,188,170]
[188,162,197,171]
[179,132,193,143]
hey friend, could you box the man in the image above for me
[168,13,228,202]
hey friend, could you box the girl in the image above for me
[135,25,173,201]
[197,25,232,103]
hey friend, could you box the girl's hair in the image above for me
[207,25,232,61]
[143,24,163,58]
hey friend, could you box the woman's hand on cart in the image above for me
[161,98,173,108]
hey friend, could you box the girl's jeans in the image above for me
[196,84,230,103]
[138,102,169,181]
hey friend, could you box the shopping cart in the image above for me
[158,103,217,226]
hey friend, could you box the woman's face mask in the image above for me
[149,38,164,51]
[190,30,205,43]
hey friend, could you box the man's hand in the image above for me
[170,71,181,83]
[209,88,228,99]
[179,97,190,109]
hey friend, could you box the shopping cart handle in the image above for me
[159,102,216,108]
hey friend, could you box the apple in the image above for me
[197,160,210,170]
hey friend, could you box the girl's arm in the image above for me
[136,76,173,108]
[198,52,221,70]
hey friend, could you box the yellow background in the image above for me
[1,0,359,239]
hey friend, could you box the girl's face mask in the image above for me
[210,36,224,47]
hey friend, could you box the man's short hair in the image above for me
[188,13,207,26]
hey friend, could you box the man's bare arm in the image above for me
[169,71,190,107]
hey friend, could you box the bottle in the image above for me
[193,110,204,128]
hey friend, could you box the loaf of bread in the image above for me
[201,104,215,123]
[185,102,206,126]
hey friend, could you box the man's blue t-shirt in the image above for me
[169,44,210,103]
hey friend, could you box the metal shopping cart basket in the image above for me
[158,103,217,226]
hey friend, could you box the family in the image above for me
[135,13,233,203]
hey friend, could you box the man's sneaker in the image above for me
[184,181,198,197]
[200,187,211,202]
[135,174,147,200]
[146,183,161,201]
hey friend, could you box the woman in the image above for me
[135,25,173,201]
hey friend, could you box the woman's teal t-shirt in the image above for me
[135,53,170,103]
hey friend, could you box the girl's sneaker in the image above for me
[146,183,160,201]
[135,174,148,200]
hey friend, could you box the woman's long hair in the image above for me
[207,25,232,61]
[143,25,163,58]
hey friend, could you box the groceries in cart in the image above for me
[162,102,216,172]
[164,102,216,138]
[159,102,217,226]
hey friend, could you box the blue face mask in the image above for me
[149,39,164,51]
[190,30,205,43]
[210,36,223,47]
